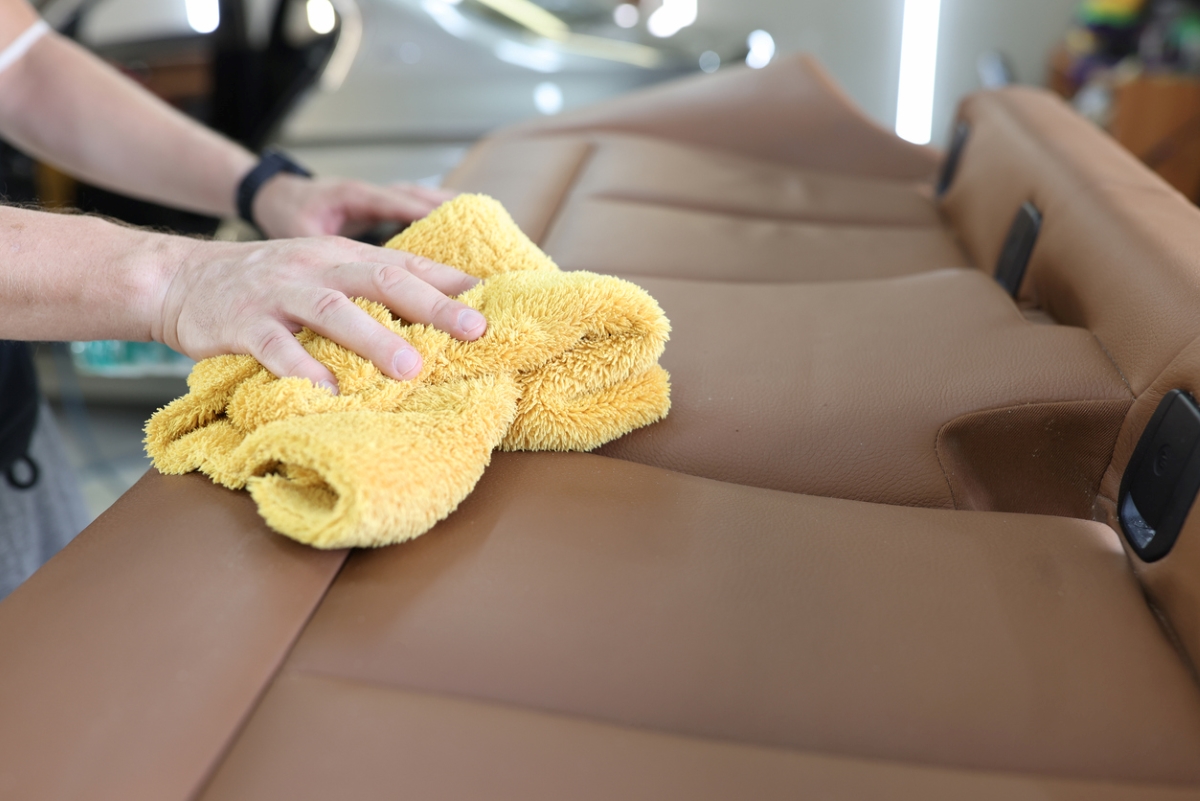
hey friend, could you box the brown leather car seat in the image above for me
[4,59,1200,801]
[448,63,1200,521]
[943,87,1200,398]
[448,54,968,283]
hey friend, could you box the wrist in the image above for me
[252,173,312,238]
[134,229,206,348]
[237,149,314,234]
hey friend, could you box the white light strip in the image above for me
[895,0,941,145]
[0,19,48,76]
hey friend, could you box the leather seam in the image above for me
[280,666,897,765]
[586,192,947,230]
[535,140,596,247]
[273,666,1193,786]
[933,424,962,510]
[1091,333,1135,398]
[187,551,354,801]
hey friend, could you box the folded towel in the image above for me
[145,194,671,549]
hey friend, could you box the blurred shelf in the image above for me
[34,347,189,407]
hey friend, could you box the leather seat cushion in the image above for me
[594,269,1131,512]
[199,674,1200,800]
[233,452,1200,786]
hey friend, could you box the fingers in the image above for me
[393,183,457,205]
[339,181,440,223]
[289,288,425,381]
[360,248,479,297]
[249,322,341,390]
[324,261,486,341]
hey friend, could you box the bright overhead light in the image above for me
[745,29,773,69]
[185,0,219,34]
[613,3,638,28]
[895,0,942,145]
[647,0,696,38]
[306,0,336,34]
[422,0,470,37]
[495,39,563,72]
[534,81,563,115]
[475,0,569,40]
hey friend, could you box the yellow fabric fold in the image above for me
[145,194,671,549]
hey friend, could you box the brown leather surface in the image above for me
[1097,339,1200,671]
[0,470,347,801]
[944,88,1200,394]
[937,399,1131,518]
[557,134,945,226]
[596,269,1131,511]
[271,452,1200,783]
[13,63,1200,800]
[446,132,967,282]
[443,136,593,245]
[199,673,1200,801]
[499,53,941,182]
[941,87,1162,277]
[542,194,967,283]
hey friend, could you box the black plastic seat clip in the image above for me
[1119,389,1200,562]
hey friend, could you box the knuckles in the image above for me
[370,263,413,296]
[309,288,350,324]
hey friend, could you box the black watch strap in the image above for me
[236,148,313,229]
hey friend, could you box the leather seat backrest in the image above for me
[497,53,941,182]
[941,88,1200,395]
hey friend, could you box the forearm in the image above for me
[0,31,255,218]
[0,205,180,342]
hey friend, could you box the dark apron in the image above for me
[0,341,40,490]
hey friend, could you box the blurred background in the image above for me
[16,0,1200,518]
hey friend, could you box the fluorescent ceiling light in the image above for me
[475,0,569,40]
[895,0,941,145]
[647,0,697,38]
[185,0,219,34]
[561,33,664,68]
[494,38,563,72]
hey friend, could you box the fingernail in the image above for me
[458,308,487,337]
[317,379,339,396]
[393,347,421,379]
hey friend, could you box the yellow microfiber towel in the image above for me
[145,194,671,549]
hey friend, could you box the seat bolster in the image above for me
[0,471,347,801]
[943,88,1200,394]
[1098,338,1200,673]
[442,136,594,245]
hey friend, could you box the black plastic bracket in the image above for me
[1119,389,1200,562]
[936,121,970,197]
[994,202,1041,298]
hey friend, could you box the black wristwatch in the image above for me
[236,148,314,230]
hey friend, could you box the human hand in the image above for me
[153,235,486,392]
[252,174,456,239]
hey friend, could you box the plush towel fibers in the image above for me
[145,194,670,549]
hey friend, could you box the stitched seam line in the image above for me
[536,141,596,247]
[588,192,945,230]
[1091,333,1135,398]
